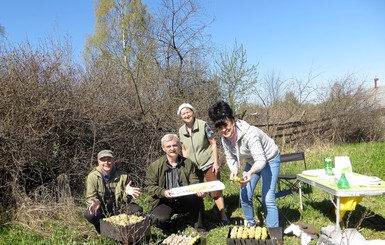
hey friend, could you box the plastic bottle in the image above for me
[324,157,333,176]
[337,169,350,189]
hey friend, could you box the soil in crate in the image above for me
[100,217,151,244]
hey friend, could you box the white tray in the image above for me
[301,169,326,177]
[169,180,225,197]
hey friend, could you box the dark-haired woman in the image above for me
[208,100,281,228]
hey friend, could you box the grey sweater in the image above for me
[222,119,279,173]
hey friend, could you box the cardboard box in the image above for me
[227,227,283,245]
[100,217,151,244]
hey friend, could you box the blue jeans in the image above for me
[240,153,281,227]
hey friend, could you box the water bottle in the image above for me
[324,157,333,176]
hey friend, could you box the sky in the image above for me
[1,0,384,89]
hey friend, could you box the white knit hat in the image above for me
[177,103,196,116]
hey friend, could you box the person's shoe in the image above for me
[194,222,207,234]
[244,220,256,227]
[196,226,207,233]
[219,218,230,226]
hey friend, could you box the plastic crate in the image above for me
[161,234,206,245]
[226,227,283,245]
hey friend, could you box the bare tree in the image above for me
[214,41,258,113]
[256,71,286,108]
[315,74,381,143]
[154,0,211,69]
[280,71,318,121]
[151,0,213,100]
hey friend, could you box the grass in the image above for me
[0,142,384,244]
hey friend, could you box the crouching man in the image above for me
[145,134,206,232]
[84,150,143,233]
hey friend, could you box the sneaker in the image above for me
[244,220,256,227]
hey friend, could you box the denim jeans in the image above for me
[240,153,281,227]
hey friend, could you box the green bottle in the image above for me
[324,157,333,176]
[337,169,350,189]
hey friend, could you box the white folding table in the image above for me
[297,171,385,228]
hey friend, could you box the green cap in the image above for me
[97,150,113,160]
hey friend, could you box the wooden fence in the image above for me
[255,118,332,147]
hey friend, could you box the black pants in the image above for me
[84,202,143,233]
[149,195,204,229]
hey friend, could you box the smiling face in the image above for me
[216,119,235,138]
[162,137,181,161]
[98,156,114,175]
[180,107,194,126]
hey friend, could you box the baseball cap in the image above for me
[97,150,114,160]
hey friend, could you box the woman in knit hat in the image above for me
[177,103,229,226]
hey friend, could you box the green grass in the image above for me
[0,142,384,244]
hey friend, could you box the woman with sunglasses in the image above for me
[208,100,281,228]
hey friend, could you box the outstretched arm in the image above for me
[125,180,141,199]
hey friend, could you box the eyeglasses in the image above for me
[99,157,114,163]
